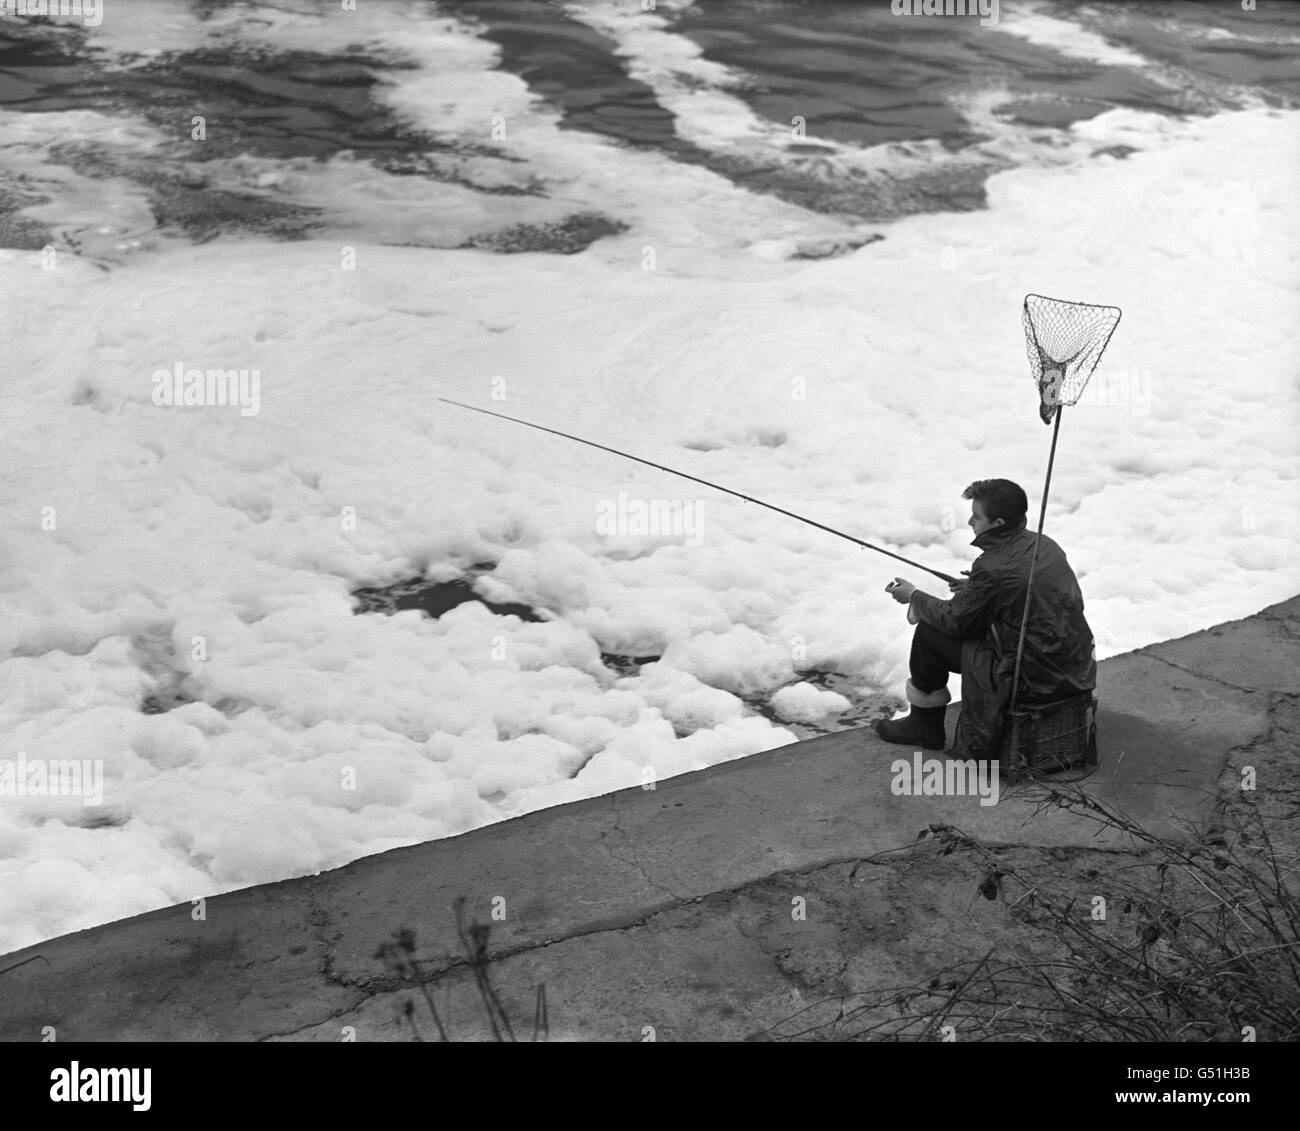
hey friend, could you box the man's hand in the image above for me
[886,578,916,604]
[948,570,972,594]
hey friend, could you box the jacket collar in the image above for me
[971,522,1028,551]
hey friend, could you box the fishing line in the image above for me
[437,398,960,585]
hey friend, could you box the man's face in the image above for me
[969,499,1002,537]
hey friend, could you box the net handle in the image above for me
[1009,404,1063,715]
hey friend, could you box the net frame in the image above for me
[1022,294,1122,424]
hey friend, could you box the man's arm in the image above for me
[907,562,997,639]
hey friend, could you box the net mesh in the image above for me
[1021,294,1122,424]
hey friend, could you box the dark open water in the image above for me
[1,0,1297,254]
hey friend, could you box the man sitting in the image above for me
[877,479,1096,757]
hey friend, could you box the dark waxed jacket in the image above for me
[908,524,1096,758]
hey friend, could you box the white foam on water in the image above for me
[993,1,1151,68]
[995,1,1288,117]
[563,0,994,212]
[0,108,169,257]
[557,0,1254,234]
[563,0,786,149]
[0,5,1296,955]
[3,0,867,261]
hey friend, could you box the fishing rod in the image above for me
[437,397,960,586]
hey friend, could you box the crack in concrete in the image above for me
[320,855,905,1000]
[607,792,684,903]
[254,1000,369,1042]
[1199,692,1277,818]
[304,882,358,993]
[308,837,1162,1008]
[249,881,372,1041]
[320,896,690,1001]
[1144,652,1262,696]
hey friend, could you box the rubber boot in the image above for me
[876,681,950,751]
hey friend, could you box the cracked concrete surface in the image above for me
[1,596,1297,1041]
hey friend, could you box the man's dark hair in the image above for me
[963,479,1028,529]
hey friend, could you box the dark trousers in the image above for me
[910,621,964,694]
